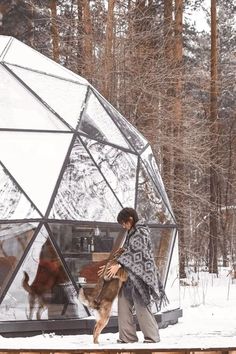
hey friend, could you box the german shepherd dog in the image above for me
[22,239,67,319]
[79,248,128,344]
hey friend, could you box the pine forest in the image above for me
[0,0,235,278]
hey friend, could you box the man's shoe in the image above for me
[117,339,137,343]
[143,338,160,343]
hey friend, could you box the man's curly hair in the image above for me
[117,207,139,225]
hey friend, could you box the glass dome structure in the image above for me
[0,36,181,335]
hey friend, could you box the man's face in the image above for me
[121,217,133,230]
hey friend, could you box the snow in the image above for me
[1,267,236,350]
[185,0,210,32]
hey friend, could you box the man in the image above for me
[106,207,168,343]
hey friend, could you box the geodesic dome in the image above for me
[0,36,180,334]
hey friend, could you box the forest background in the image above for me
[0,0,235,278]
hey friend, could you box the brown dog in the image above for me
[22,239,67,319]
[79,249,128,344]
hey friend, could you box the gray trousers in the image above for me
[118,286,160,343]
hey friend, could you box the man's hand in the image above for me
[97,265,106,277]
[106,263,121,279]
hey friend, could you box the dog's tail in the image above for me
[22,271,33,294]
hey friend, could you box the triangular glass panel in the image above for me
[0,223,37,298]
[6,64,88,130]
[137,161,174,224]
[150,227,175,281]
[0,65,70,131]
[2,37,87,85]
[95,90,148,153]
[163,230,180,310]
[0,36,11,60]
[148,226,176,313]
[78,91,131,150]
[48,223,124,286]
[141,146,175,221]
[82,137,138,207]
[0,131,73,214]
[0,225,88,321]
[0,165,40,220]
[49,138,122,222]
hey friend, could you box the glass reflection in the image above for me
[49,224,122,285]
[79,91,130,150]
[6,64,87,130]
[0,131,73,215]
[164,232,180,310]
[50,138,122,222]
[0,65,68,131]
[137,162,172,224]
[0,225,87,321]
[50,224,127,317]
[0,223,37,297]
[150,227,175,282]
[4,37,87,84]
[82,137,137,207]
[141,146,175,222]
[96,93,147,153]
[0,165,39,219]
[149,227,178,312]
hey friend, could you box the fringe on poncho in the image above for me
[118,221,168,310]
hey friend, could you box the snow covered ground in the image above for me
[0,267,236,350]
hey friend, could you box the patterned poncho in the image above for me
[117,220,168,308]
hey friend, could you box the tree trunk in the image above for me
[173,0,186,278]
[82,0,93,80]
[77,0,83,75]
[27,3,34,48]
[50,0,59,62]
[103,0,116,100]
[163,0,174,198]
[208,0,218,274]
[0,3,9,32]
